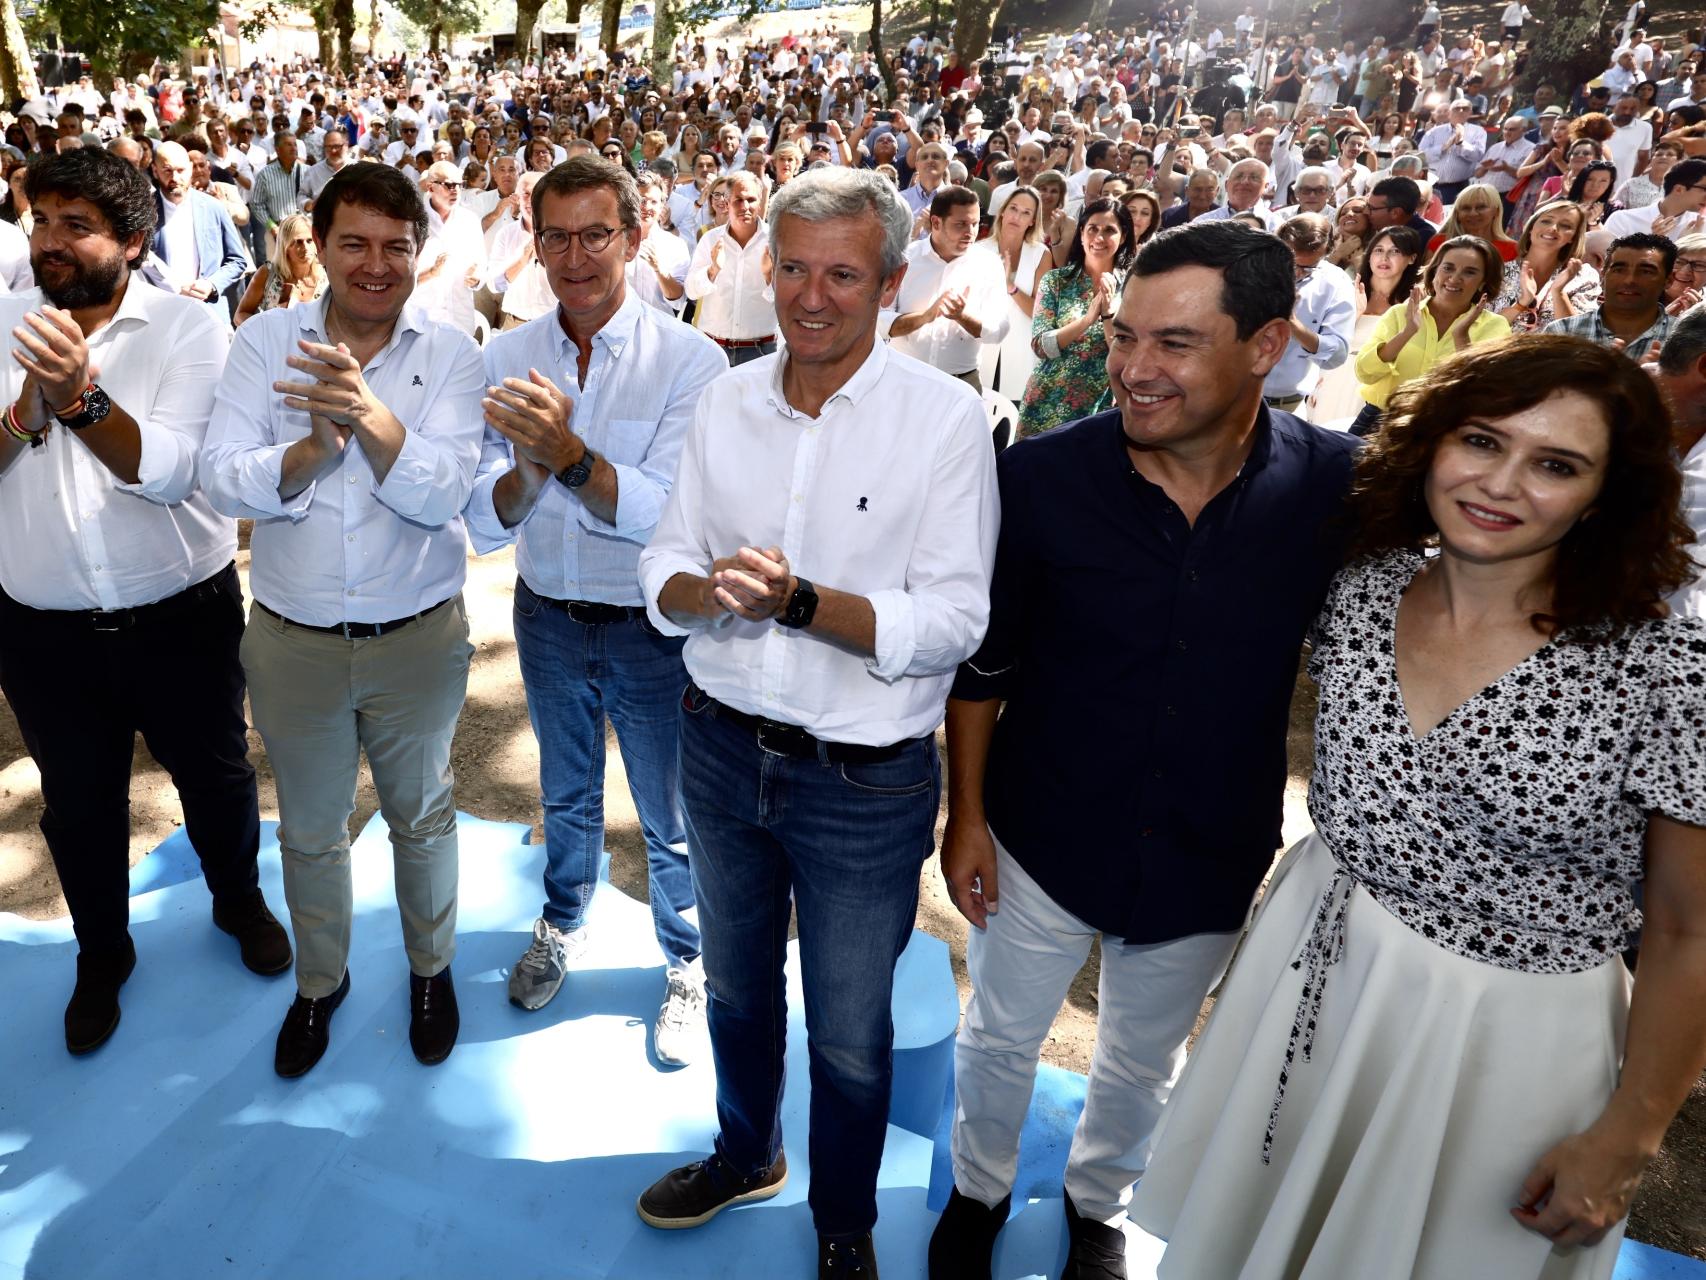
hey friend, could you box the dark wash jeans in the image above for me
[678,687,941,1237]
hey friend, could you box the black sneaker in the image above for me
[212,889,293,976]
[927,1187,1010,1279]
[635,1150,788,1229]
[274,970,350,1079]
[1062,1193,1127,1280]
[819,1232,879,1277]
[65,936,137,1055]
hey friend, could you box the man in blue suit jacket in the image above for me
[149,140,250,312]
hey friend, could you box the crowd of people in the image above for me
[3,2,1706,1279]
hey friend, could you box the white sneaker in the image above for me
[653,963,707,1066]
[507,917,590,1011]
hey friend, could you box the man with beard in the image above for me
[302,127,355,210]
[0,148,290,1056]
[200,164,486,1079]
[148,140,250,320]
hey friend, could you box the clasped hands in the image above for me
[481,366,583,481]
[706,545,796,623]
[274,338,381,447]
[10,305,98,430]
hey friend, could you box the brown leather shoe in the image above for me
[213,889,293,976]
[65,937,137,1055]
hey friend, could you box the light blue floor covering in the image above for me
[0,814,1699,1279]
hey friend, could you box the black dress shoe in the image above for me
[928,1187,1011,1279]
[819,1231,879,1277]
[213,889,293,976]
[65,937,137,1055]
[636,1150,788,1228]
[409,966,458,1065]
[1061,1193,1127,1280]
[274,970,350,1078]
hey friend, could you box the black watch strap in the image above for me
[556,447,598,489]
[777,576,818,630]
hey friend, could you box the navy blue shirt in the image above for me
[951,408,1358,943]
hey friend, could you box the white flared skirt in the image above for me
[1130,833,1632,1280]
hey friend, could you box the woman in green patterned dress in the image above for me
[1019,197,1137,437]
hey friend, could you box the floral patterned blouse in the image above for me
[1305,551,1706,973]
[1019,267,1112,437]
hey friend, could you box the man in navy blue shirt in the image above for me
[928,222,1359,1279]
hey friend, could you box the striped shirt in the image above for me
[250,159,306,230]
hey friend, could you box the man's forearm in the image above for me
[888,307,935,337]
[279,433,340,500]
[945,696,1000,817]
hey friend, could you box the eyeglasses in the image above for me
[1674,257,1706,275]
[538,225,622,254]
[429,179,464,188]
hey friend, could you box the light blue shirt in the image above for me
[200,296,486,626]
[1263,260,1357,399]
[464,291,727,606]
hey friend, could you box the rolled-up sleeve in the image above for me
[114,305,229,506]
[684,229,720,302]
[580,339,725,542]
[1310,281,1357,371]
[864,395,999,681]
[638,396,714,638]
[201,319,317,521]
[372,335,486,526]
[1354,307,1405,385]
[464,423,523,553]
[952,452,1027,701]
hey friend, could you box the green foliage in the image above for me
[41,0,276,72]
[392,0,487,38]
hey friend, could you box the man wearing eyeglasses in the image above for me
[465,156,726,1061]
[1604,157,1706,239]
[1263,213,1356,417]
[414,161,484,336]
[384,121,424,168]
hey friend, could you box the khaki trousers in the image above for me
[241,596,474,997]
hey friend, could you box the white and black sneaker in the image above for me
[507,917,588,1011]
[653,961,707,1066]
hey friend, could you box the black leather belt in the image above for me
[13,562,237,632]
[694,685,918,764]
[255,596,451,639]
[527,590,644,625]
[707,334,776,349]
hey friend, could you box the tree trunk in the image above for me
[369,0,382,56]
[310,0,337,67]
[600,0,619,55]
[430,18,444,55]
[650,0,675,83]
[0,0,39,102]
[953,0,1001,70]
[333,0,357,72]
[516,0,547,62]
[868,0,897,102]
[1521,0,1617,96]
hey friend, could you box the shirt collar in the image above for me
[767,334,891,417]
[552,289,643,362]
[297,291,429,345]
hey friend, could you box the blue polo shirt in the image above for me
[951,408,1359,943]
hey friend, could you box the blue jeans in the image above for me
[679,688,941,1237]
[513,578,699,970]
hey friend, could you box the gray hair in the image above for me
[1659,305,1706,373]
[766,165,911,276]
[1390,152,1426,176]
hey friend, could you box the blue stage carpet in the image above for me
[1,814,1700,1279]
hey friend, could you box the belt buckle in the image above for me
[90,610,123,632]
[755,720,795,757]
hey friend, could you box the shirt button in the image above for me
[1187,570,1199,582]
[347,534,356,542]
[1176,639,1187,652]
[347,588,356,596]
[1165,705,1176,716]
[348,474,358,484]
[1140,827,1154,838]
[1153,768,1164,780]
[792,494,803,505]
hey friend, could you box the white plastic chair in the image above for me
[983,390,1021,453]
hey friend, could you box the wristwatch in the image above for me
[53,384,111,432]
[777,576,818,630]
[556,447,599,489]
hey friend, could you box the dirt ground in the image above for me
[0,543,1699,1259]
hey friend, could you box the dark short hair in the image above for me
[1130,220,1295,341]
[1085,138,1116,167]
[1370,175,1421,215]
[25,148,157,267]
[311,162,428,248]
[1608,230,1679,275]
[929,184,980,219]
[531,155,641,230]
[1662,156,1706,195]
[1347,336,1694,640]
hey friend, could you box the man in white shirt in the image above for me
[1603,50,1645,97]
[1501,1,1532,41]
[1419,99,1489,203]
[882,185,1009,389]
[634,164,998,1280]
[1263,214,1357,415]
[1193,157,1277,229]
[670,149,720,247]
[487,170,555,328]
[684,171,775,362]
[301,127,354,208]
[1604,157,1706,238]
[0,149,289,1057]
[201,163,485,1080]
[1475,115,1537,203]
[465,157,726,1064]
[626,171,691,312]
[414,160,484,335]
[1655,310,1706,618]
[988,141,1047,220]
[1607,92,1656,189]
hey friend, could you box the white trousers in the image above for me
[950,840,1241,1225]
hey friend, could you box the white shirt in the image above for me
[684,223,775,341]
[302,157,351,204]
[200,297,486,625]
[1478,136,1535,193]
[638,340,999,745]
[880,237,1010,375]
[466,293,726,604]
[626,224,692,313]
[1603,201,1706,239]
[1262,260,1356,399]
[0,220,34,294]
[157,197,201,291]
[1501,2,1530,25]
[1607,118,1655,188]
[485,218,555,323]
[1420,122,1488,184]
[0,284,233,610]
[1672,433,1706,619]
[415,202,484,334]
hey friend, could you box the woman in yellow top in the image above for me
[1351,235,1511,436]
